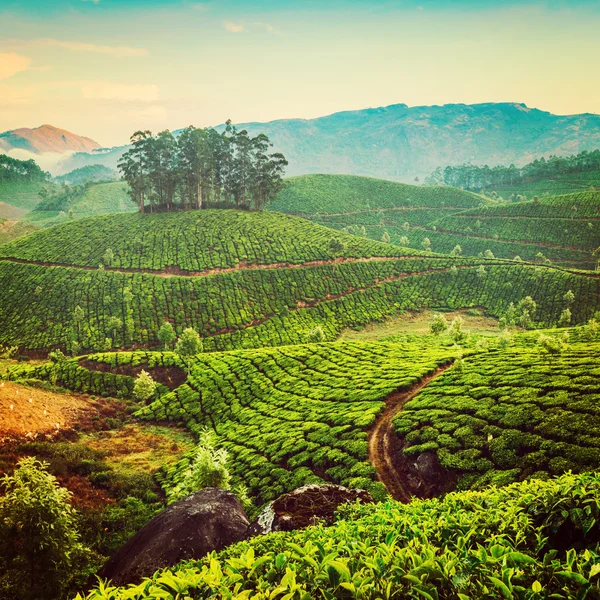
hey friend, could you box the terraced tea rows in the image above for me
[279,176,599,268]
[0,210,411,271]
[9,342,458,504]
[78,472,600,600]
[394,339,600,491]
[435,191,600,253]
[2,253,599,353]
[269,174,486,214]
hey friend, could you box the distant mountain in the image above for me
[55,103,600,181]
[0,124,100,155]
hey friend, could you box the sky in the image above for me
[1,0,599,147]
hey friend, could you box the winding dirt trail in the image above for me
[368,363,453,502]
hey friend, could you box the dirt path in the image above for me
[368,364,453,502]
[0,255,425,278]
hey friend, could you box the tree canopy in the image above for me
[118,122,288,213]
[426,148,600,192]
[0,155,49,183]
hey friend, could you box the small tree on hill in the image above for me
[450,244,462,257]
[399,236,410,247]
[157,321,176,350]
[537,333,568,356]
[106,316,123,344]
[402,222,410,233]
[133,370,157,402]
[516,296,537,330]
[381,231,391,244]
[558,308,572,328]
[328,236,346,257]
[166,430,231,505]
[307,326,325,343]
[73,305,84,335]
[421,237,431,252]
[476,264,487,279]
[429,313,448,336]
[0,458,88,600]
[563,290,575,307]
[48,349,66,392]
[449,316,467,345]
[102,248,114,267]
[175,327,203,375]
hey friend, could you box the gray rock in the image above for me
[99,488,250,586]
[249,484,373,536]
[415,451,445,483]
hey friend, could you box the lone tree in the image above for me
[175,327,203,375]
[421,237,431,252]
[429,313,449,336]
[133,370,157,402]
[157,321,176,350]
[0,458,87,600]
[307,325,325,343]
[106,316,123,344]
[328,236,346,257]
[558,308,572,328]
[381,231,391,244]
[48,349,66,392]
[165,430,231,505]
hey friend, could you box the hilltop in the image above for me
[0,124,100,155]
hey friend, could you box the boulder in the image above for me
[249,484,373,536]
[415,451,446,484]
[98,487,250,586]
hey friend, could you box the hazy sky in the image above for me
[1,0,599,147]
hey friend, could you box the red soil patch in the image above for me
[0,381,126,441]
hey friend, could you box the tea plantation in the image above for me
[395,337,600,491]
[10,341,458,504]
[276,175,599,268]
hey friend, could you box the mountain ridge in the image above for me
[9,102,600,179]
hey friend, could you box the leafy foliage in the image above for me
[77,472,600,599]
[394,337,600,490]
[0,457,88,600]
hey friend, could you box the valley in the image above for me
[1,112,600,599]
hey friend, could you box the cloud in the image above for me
[0,53,31,80]
[81,82,160,102]
[4,149,66,175]
[223,21,245,33]
[38,39,148,57]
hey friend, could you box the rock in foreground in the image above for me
[98,488,249,586]
[250,484,373,536]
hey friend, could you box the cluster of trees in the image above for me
[425,149,600,192]
[118,122,288,213]
[0,155,48,183]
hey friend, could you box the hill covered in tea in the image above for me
[277,175,599,269]
[0,209,599,355]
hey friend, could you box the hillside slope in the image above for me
[0,124,100,154]
[273,176,598,268]
[0,210,599,354]
[24,181,134,227]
